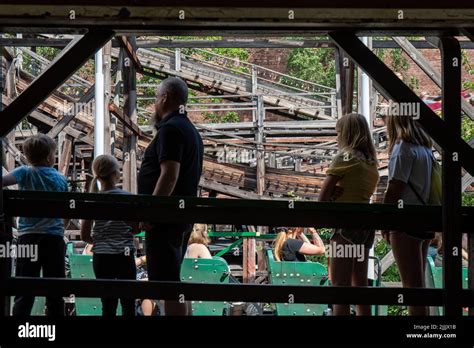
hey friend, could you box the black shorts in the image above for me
[393,230,436,241]
[145,224,193,282]
[331,228,375,248]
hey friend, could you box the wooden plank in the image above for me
[5,57,16,171]
[58,135,73,176]
[108,103,142,136]
[199,178,263,200]
[243,225,257,283]
[102,41,112,155]
[118,36,143,72]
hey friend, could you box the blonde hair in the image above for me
[90,154,120,193]
[386,115,432,155]
[188,224,210,246]
[336,113,378,163]
[273,228,296,261]
[23,134,56,166]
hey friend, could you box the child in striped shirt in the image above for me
[80,154,138,317]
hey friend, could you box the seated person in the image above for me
[273,227,325,261]
[184,224,212,259]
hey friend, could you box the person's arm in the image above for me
[80,220,93,244]
[309,228,325,250]
[2,174,17,187]
[298,228,311,243]
[152,160,180,196]
[296,228,326,255]
[298,241,326,256]
[318,175,341,202]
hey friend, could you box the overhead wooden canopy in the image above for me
[0,0,472,35]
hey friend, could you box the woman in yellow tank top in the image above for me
[319,113,379,316]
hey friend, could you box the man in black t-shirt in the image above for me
[138,77,203,316]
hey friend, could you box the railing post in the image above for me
[438,37,463,316]
[174,48,181,72]
[331,92,337,118]
[251,65,258,95]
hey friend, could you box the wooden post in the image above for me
[5,56,16,171]
[122,37,138,193]
[335,47,355,115]
[174,48,181,72]
[255,97,265,196]
[334,48,343,118]
[112,48,123,156]
[102,41,112,155]
[243,225,257,284]
[294,157,302,171]
[58,135,73,176]
[243,95,264,283]
[251,65,258,95]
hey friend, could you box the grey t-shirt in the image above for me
[388,140,433,205]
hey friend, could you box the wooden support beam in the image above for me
[1,94,91,145]
[243,225,257,284]
[135,38,474,49]
[46,84,95,139]
[335,47,355,115]
[58,135,73,176]
[0,3,472,36]
[0,29,114,137]
[108,104,142,136]
[102,41,112,155]
[199,178,264,200]
[118,36,143,72]
[121,37,138,193]
[329,32,474,176]
[393,36,474,121]
[4,55,16,171]
[1,37,474,49]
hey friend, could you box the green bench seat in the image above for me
[180,256,231,316]
[266,249,329,316]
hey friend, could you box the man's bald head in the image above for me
[153,77,189,123]
[158,77,189,106]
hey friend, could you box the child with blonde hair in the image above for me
[80,154,138,317]
[2,134,69,317]
[184,224,212,259]
[318,113,379,316]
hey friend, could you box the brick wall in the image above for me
[385,49,474,97]
[248,47,291,75]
